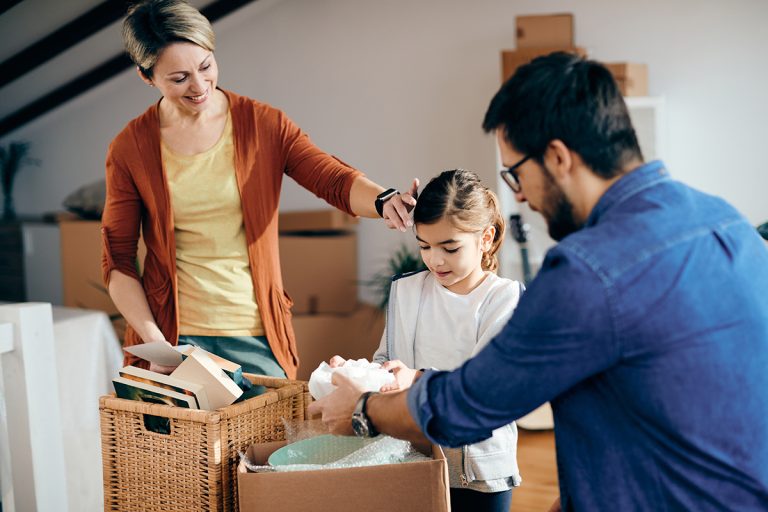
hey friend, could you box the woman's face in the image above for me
[143,42,218,116]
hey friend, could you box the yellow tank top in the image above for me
[162,114,264,336]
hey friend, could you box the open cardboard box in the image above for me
[238,440,450,512]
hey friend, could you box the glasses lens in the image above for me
[501,170,520,192]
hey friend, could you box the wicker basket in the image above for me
[100,374,308,512]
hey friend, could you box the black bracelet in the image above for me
[375,188,399,217]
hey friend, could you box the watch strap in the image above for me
[375,188,399,217]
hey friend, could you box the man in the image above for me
[309,53,768,511]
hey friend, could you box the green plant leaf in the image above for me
[361,244,426,309]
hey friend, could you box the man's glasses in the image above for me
[500,155,531,193]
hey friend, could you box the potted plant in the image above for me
[0,141,38,220]
[364,244,426,310]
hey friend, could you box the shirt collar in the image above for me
[585,160,669,227]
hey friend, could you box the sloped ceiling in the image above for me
[0,0,223,137]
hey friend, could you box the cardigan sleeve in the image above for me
[101,140,142,286]
[277,109,364,215]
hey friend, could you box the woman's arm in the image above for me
[107,270,166,344]
[349,176,419,232]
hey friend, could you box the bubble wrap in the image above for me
[308,359,395,399]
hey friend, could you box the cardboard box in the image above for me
[605,62,649,96]
[279,209,358,233]
[279,232,358,315]
[238,441,450,512]
[292,303,385,380]
[516,13,574,49]
[501,46,587,83]
[59,220,146,341]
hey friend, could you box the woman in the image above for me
[102,0,416,380]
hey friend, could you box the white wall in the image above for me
[4,0,768,304]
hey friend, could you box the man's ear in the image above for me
[136,66,153,86]
[543,139,573,182]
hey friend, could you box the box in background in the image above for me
[516,13,574,49]
[501,46,587,83]
[278,208,359,315]
[59,220,146,341]
[238,440,450,512]
[605,62,649,96]
[279,232,357,315]
[292,303,384,381]
[279,209,358,233]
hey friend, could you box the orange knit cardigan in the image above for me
[101,89,363,378]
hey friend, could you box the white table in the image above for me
[0,304,123,512]
[54,306,124,511]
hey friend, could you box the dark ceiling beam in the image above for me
[0,1,131,89]
[0,0,24,17]
[0,0,256,138]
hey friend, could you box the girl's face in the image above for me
[415,217,495,295]
[141,42,218,116]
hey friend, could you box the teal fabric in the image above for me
[178,335,286,400]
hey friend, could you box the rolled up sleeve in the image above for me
[101,146,142,286]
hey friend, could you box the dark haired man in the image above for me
[309,53,768,511]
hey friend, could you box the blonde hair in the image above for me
[122,0,215,77]
[413,169,505,272]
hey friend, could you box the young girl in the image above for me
[332,169,524,512]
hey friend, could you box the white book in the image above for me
[119,365,211,410]
[171,348,243,410]
[112,376,199,409]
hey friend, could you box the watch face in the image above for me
[351,412,370,438]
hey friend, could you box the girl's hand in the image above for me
[328,355,347,368]
[382,178,419,232]
[380,360,419,392]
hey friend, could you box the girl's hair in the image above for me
[413,169,505,272]
[122,0,215,78]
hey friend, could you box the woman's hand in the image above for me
[380,359,419,392]
[329,355,347,368]
[382,179,419,232]
[149,362,178,375]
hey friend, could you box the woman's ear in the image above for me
[136,66,153,86]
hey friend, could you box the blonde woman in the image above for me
[102,0,416,380]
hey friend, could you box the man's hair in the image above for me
[414,169,505,272]
[482,52,643,179]
[122,0,215,78]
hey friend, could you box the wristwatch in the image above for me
[351,391,379,438]
[374,188,399,217]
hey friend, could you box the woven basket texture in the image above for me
[100,374,309,511]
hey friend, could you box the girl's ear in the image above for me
[481,225,496,251]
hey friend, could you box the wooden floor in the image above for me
[510,429,559,512]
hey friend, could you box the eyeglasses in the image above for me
[500,155,531,193]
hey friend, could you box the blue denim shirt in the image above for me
[407,161,768,511]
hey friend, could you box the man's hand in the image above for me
[383,178,419,232]
[307,372,365,435]
[380,360,420,392]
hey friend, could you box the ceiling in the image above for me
[0,0,213,136]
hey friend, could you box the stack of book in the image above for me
[112,342,246,411]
